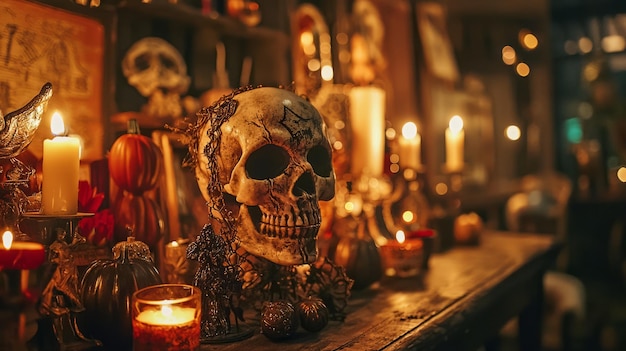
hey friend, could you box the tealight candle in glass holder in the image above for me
[379,230,424,278]
[132,284,201,351]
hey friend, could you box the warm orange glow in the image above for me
[300,31,313,47]
[578,37,593,54]
[505,125,521,141]
[321,65,334,81]
[617,167,626,183]
[602,35,625,53]
[502,46,516,65]
[521,32,538,50]
[2,231,13,250]
[307,59,321,72]
[332,140,343,151]
[516,62,530,77]
[389,153,400,164]
[402,211,414,223]
[344,201,355,212]
[336,32,349,45]
[435,182,448,195]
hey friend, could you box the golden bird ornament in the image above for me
[0,82,53,159]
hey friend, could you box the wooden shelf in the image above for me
[117,1,286,40]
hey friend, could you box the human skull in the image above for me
[195,87,335,266]
[122,37,190,97]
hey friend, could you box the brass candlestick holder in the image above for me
[21,212,103,351]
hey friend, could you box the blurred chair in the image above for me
[502,172,586,351]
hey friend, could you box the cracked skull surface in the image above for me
[195,87,335,265]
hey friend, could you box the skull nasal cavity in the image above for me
[246,144,290,180]
[294,172,316,196]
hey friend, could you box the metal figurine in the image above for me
[32,228,101,350]
[187,224,251,343]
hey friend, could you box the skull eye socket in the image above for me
[246,144,290,180]
[134,53,152,71]
[159,54,179,73]
[308,145,332,177]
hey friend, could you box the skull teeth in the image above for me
[259,212,320,239]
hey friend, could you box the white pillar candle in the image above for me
[41,112,80,215]
[398,122,421,170]
[348,86,386,178]
[445,115,464,172]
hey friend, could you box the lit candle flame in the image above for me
[396,230,406,244]
[50,112,66,136]
[402,122,418,139]
[161,304,173,318]
[449,115,464,133]
[170,240,179,247]
[2,230,13,250]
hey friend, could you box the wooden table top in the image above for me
[205,231,560,351]
[0,231,559,351]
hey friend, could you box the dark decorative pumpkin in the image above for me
[80,237,162,350]
[297,297,329,332]
[109,119,162,194]
[327,213,383,290]
[113,192,165,249]
[260,301,299,340]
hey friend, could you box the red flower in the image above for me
[78,180,105,213]
[78,209,114,247]
[77,181,112,246]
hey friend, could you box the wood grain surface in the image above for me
[0,231,559,351]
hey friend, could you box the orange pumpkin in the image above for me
[113,193,165,248]
[109,119,162,194]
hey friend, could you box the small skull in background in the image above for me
[195,87,336,266]
[122,37,191,118]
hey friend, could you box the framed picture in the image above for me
[0,0,114,162]
[415,2,459,84]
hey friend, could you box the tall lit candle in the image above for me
[445,115,464,172]
[398,122,421,170]
[348,86,386,178]
[41,112,80,215]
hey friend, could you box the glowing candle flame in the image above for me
[170,240,179,247]
[402,122,418,139]
[396,230,406,244]
[50,112,66,136]
[2,230,13,250]
[161,304,173,318]
[449,115,464,133]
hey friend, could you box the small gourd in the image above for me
[260,301,299,340]
[108,119,162,195]
[80,236,162,350]
[112,192,165,248]
[297,297,329,332]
